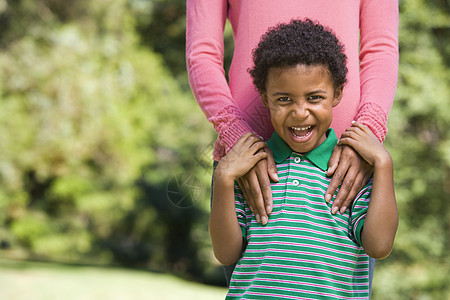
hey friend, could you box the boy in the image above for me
[209,19,398,299]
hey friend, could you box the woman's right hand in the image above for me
[237,146,278,225]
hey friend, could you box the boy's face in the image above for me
[262,64,343,153]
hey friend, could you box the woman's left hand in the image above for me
[325,143,373,214]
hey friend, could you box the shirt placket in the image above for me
[285,154,303,212]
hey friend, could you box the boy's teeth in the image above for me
[291,125,313,138]
[291,126,311,130]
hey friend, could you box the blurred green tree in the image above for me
[372,0,450,298]
[135,0,187,78]
[0,0,216,280]
[134,0,234,88]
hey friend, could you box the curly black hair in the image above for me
[249,19,348,93]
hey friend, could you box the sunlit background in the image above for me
[0,0,449,299]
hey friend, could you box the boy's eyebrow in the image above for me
[306,89,327,95]
[271,91,290,97]
[271,89,328,97]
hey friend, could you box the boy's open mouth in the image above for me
[290,126,313,138]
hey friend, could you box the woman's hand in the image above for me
[211,133,268,265]
[325,128,373,214]
[237,145,278,226]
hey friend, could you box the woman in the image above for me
[186,0,399,292]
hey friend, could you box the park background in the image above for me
[0,0,449,299]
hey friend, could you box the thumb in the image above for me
[327,145,342,177]
[265,147,279,182]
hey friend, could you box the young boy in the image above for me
[209,19,398,299]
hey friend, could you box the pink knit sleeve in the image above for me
[357,0,399,141]
[186,0,253,154]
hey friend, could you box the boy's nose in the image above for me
[291,104,309,119]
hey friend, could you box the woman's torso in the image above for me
[226,0,361,140]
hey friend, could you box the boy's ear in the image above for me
[332,85,344,107]
[261,92,269,109]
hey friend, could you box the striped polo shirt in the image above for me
[227,129,372,299]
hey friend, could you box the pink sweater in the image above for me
[186,0,399,161]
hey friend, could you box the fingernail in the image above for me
[325,194,331,203]
[331,206,338,215]
[261,216,268,225]
[274,173,279,181]
[266,205,272,214]
[352,120,356,124]
[255,213,261,223]
[340,206,347,214]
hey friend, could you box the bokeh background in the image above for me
[0,0,449,299]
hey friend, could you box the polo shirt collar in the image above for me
[266,128,338,171]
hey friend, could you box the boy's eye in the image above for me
[307,95,323,102]
[277,97,291,103]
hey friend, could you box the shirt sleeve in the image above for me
[234,182,248,239]
[186,0,254,155]
[357,0,399,142]
[350,179,373,247]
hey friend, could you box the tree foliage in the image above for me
[134,0,234,87]
[372,0,450,298]
[0,0,215,280]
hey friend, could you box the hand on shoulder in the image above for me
[215,132,268,182]
[338,122,392,169]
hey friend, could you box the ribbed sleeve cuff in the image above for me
[355,102,388,142]
[210,105,254,159]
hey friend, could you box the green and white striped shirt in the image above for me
[227,129,371,299]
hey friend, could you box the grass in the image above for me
[0,258,227,300]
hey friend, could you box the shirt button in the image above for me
[292,179,300,186]
[294,157,301,163]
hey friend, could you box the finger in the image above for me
[352,121,375,137]
[248,141,268,155]
[232,136,265,161]
[351,121,367,131]
[255,160,273,216]
[245,170,265,224]
[326,165,348,206]
[339,126,368,145]
[330,146,358,212]
[331,166,358,214]
[325,146,345,202]
[230,134,251,157]
[340,127,363,140]
[326,145,342,177]
[250,151,268,165]
[237,133,257,150]
[237,133,264,151]
[361,171,372,188]
[340,130,355,139]
[338,136,357,148]
[264,147,279,182]
[358,164,373,192]
[338,171,365,214]
[236,132,255,145]
[237,178,252,212]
